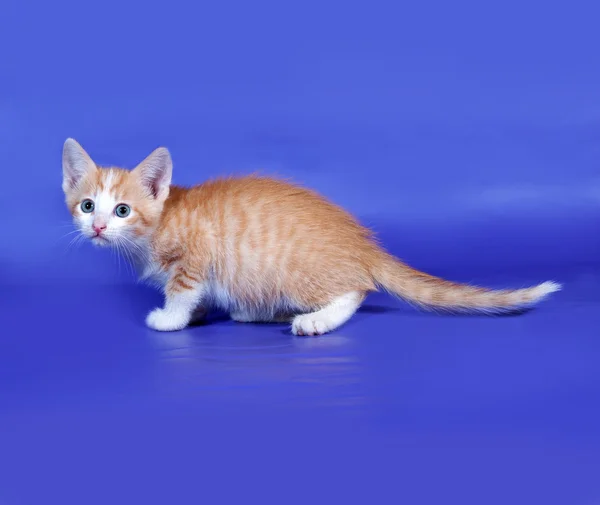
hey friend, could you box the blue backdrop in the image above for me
[1,0,599,503]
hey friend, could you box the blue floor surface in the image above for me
[2,0,600,503]
[1,265,599,504]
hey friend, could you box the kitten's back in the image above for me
[156,175,379,309]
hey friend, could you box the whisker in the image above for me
[119,235,149,264]
[110,236,131,277]
[114,238,122,275]
[123,243,137,276]
[65,233,86,253]
[119,236,143,276]
[127,236,149,257]
[54,229,81,247]
[118,239,130,276]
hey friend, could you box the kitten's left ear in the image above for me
[133,147,173,201]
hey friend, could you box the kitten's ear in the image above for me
[133,147,173,201]
[62,138,97,193]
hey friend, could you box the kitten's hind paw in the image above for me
[292,314,330,336]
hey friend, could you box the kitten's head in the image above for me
[62,138,172,248]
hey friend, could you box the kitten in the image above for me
[62,138,561,335]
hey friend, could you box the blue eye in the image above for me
[115,204,131,218]
[81,199,94,213]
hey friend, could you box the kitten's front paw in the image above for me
[146,308,189,332]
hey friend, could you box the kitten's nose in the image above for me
[92,222,107,234]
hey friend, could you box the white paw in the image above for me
[145,308,189,332]
[292,314,331,336]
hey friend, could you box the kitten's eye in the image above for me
[115,204,131,218]
[81,199,95,213]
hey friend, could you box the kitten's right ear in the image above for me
[62,138,97,193]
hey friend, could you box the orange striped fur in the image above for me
[62,138,561,335]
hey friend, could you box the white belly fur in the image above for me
[139,260,299,318]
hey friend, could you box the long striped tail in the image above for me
[371,251,561,313]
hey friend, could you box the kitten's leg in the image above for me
[146,271,206,332]
[190,306,208,324]
[292,291,365,336]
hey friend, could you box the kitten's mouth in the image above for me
[91,234,110,245]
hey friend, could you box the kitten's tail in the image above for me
[370,251,561,313]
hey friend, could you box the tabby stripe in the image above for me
[174,278,194,291]
[180,270,200,283]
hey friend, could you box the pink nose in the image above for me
[93,223,107,234]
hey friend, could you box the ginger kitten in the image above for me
[61,138,561,335]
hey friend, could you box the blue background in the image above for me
[1,0,599,503]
